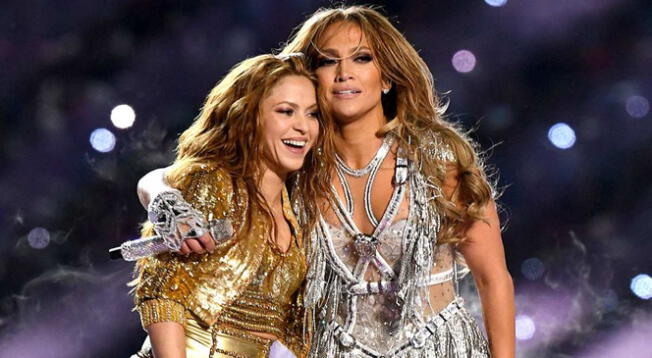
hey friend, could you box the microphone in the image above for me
[109,219,234,261]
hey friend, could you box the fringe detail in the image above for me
[422,309,490,358]
[396,166,438,326]
[306,164,489,357]
[309,309,490,358]
[304,222,326,308]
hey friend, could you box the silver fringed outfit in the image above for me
[303,135,491,358]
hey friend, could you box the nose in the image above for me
[293,112,310,134]
[335,59,353,83]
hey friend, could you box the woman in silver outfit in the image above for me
[137,5,514,358]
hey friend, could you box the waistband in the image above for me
[347,269,454,296]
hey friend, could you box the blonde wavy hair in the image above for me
[166,54,335,237]
[281,6,494,244]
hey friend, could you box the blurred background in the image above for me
[1,0,651,357]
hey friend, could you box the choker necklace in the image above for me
[335,134,395,177]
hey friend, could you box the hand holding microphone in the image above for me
[109,190,234,261]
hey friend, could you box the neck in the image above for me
[259,166,286,208]
[335,106,387,168]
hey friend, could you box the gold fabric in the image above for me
[185,315,271,358]
[132,164,308,357]
[130,314,272,358]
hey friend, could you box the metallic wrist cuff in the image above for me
[147,190,207,250]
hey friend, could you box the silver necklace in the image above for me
[335,135,394,177]
[364,146,409,227]
[330,144,407,259]
[335,167,354,213]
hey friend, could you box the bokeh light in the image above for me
[89,128,116,153]
[2,3,650,358]
[484,0,508,7]
[27,227,51,249]
[630,274,652,300]
[521,257,545,280]
[625,95,649,118]
[515,314,536,340]
[110,104,136,129]
[452,50,477,73]
[548,122,576,149]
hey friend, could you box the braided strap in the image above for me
[147,190,208,251]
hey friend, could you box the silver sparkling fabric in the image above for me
[120,236,170,261]
[147,190,208,250]
[305,156,490,358]
[119,219,234,261]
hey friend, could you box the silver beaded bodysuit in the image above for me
[304,135,490,358]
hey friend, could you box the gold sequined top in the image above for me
[132,165,308,356]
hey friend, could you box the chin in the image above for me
[279,160,305,173]
[333,110,361,122]
[332,105,370,122]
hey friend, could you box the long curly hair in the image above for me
[166,54,335,237]
[281,6,494,244]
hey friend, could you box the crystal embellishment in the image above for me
[353,233,379,258]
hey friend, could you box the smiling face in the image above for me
[260,75,320,176]
[314,21,389,124]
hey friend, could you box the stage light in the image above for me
[110,104,136,129]
[521,257,545,280]
[515,314,536,340]
[27,227,51,249]
[630,274,652,300]
[625,95,649,118]
[548,122,576,149]
[89,128,116,153]
[485,0,508,7]
[452,50,476,73]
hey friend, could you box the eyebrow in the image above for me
[320,46,372,57]
[275,101,318,109]
[276,101,298,108]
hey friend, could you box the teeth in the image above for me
[336,90,359,94]
[282,140,306,148]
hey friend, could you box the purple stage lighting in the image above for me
[89,128,116,153]
[630,274,652,300]
[625,95,650,118]
[452,50,477,73]
[548,123,576,149]
[515,314,536,340]
[484,0,508,7]
[27,227,51,249]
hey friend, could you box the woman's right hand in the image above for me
[138,167,220,255]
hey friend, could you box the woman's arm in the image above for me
[442,164,514,358]
[137,167,174,208]
[146,322,186,358]
[137,166,216,254]
[458,202,515,358]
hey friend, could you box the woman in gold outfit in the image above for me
[131,53,334,358]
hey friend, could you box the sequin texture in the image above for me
[305,143,490,358]
[132,165,308,357]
